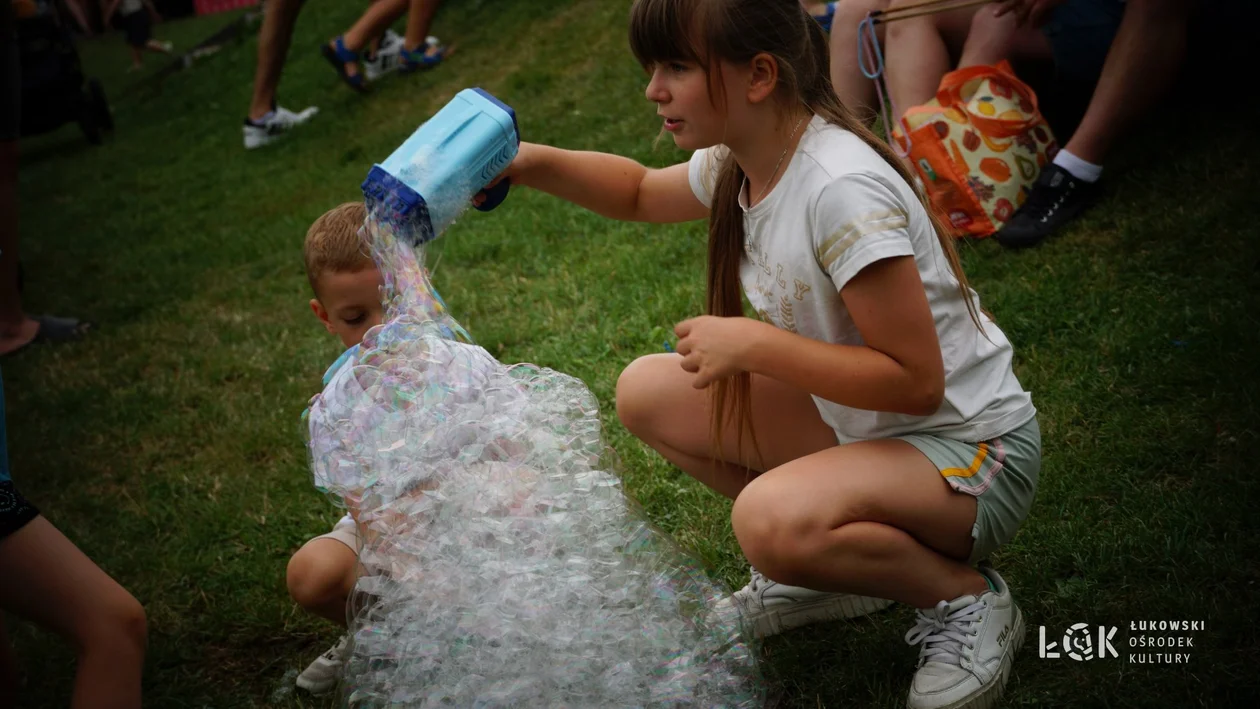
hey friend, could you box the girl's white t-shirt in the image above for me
[687,115,1035,444]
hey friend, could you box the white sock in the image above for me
[1053,149,1103,183]
[248,110,276,126]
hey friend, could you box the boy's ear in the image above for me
[311,298,336,335]
[747,52,779,104]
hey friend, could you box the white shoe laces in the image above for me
[740,567,774,598]
[905,599,986,667]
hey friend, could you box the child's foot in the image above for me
[400,36,450,73]
[296,635,350,695]
[995,164,1100,249]
[714,567,894,639]
[320,36,367,92]
[242,104,319,150]
[904,563,1024,709]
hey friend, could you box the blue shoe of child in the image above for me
[321,36,368,93]
[400,37,452,73]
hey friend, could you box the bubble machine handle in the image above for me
[475,177,512,212]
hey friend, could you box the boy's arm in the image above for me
[103,0,121,21]
[506,143,708,224]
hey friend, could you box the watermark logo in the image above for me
[1039,623,1118,661]
[1038,620,1204,664]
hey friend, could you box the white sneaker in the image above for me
[364,32,439,82]
[904,564,1025,709]
[364,32,404,82]
[715,567,894,639]
[242,104,319,150]
[295,635,350,694]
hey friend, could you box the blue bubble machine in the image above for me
[361,88,520,245]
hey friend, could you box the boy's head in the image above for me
[305,202,385,348]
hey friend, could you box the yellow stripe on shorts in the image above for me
[941,442,989,479]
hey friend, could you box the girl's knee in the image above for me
[614,355,667,436]
[731,482,830,586]
[885,0,938,37]
[842,0,892,18]
[968,4,1017,37]
[79,591,147,655]
[113,594,147,652]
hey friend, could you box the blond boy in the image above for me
[287,202,383,694]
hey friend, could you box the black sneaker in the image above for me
[995,164,1100,249]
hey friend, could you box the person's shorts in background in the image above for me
[120,10,152,49]
[1,370,41,539]
[1040,0,1127,85]
[898,416,1041,566]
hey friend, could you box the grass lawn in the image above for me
[6,1,1259,706]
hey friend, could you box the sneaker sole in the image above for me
[295,673,338,694]
[909,607,1026,709]
[746,594,895,639]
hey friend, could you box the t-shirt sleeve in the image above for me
[812,173,916,292]
[687,146,726,208]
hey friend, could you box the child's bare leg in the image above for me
[884,1,980,109]
[342,0,408,52]
[616,353,838,500]
[0,516,146,709]
[1062,0,1193,164]
[731,438,986,608]
[287,539,359,626]
[829,0,891,119]
[618,353,984,607]
[402,0,443,53]
[129,45,143,69]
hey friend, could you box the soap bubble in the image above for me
[305,209,762,707]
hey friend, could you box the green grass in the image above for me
[7,1,1260,706]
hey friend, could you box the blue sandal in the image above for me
[320,36,367,92]
[813,2,838,33]
[400,40,451,73]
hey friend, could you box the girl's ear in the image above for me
[746,52,779,104]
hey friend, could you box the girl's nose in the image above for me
[644,68,669,103]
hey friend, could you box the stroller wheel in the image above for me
[88,79,114,132]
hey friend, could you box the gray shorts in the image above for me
[899,417,1041,565]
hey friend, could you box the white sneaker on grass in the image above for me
[363,36,403,82]
[715,567,894,639]
[296,635,350,694]
[242,104,319,150]
[364,32,440,82]
[904,564,1025,709]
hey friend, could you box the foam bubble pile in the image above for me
[305,210,763,707]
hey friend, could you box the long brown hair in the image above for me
[629,0,984,468]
